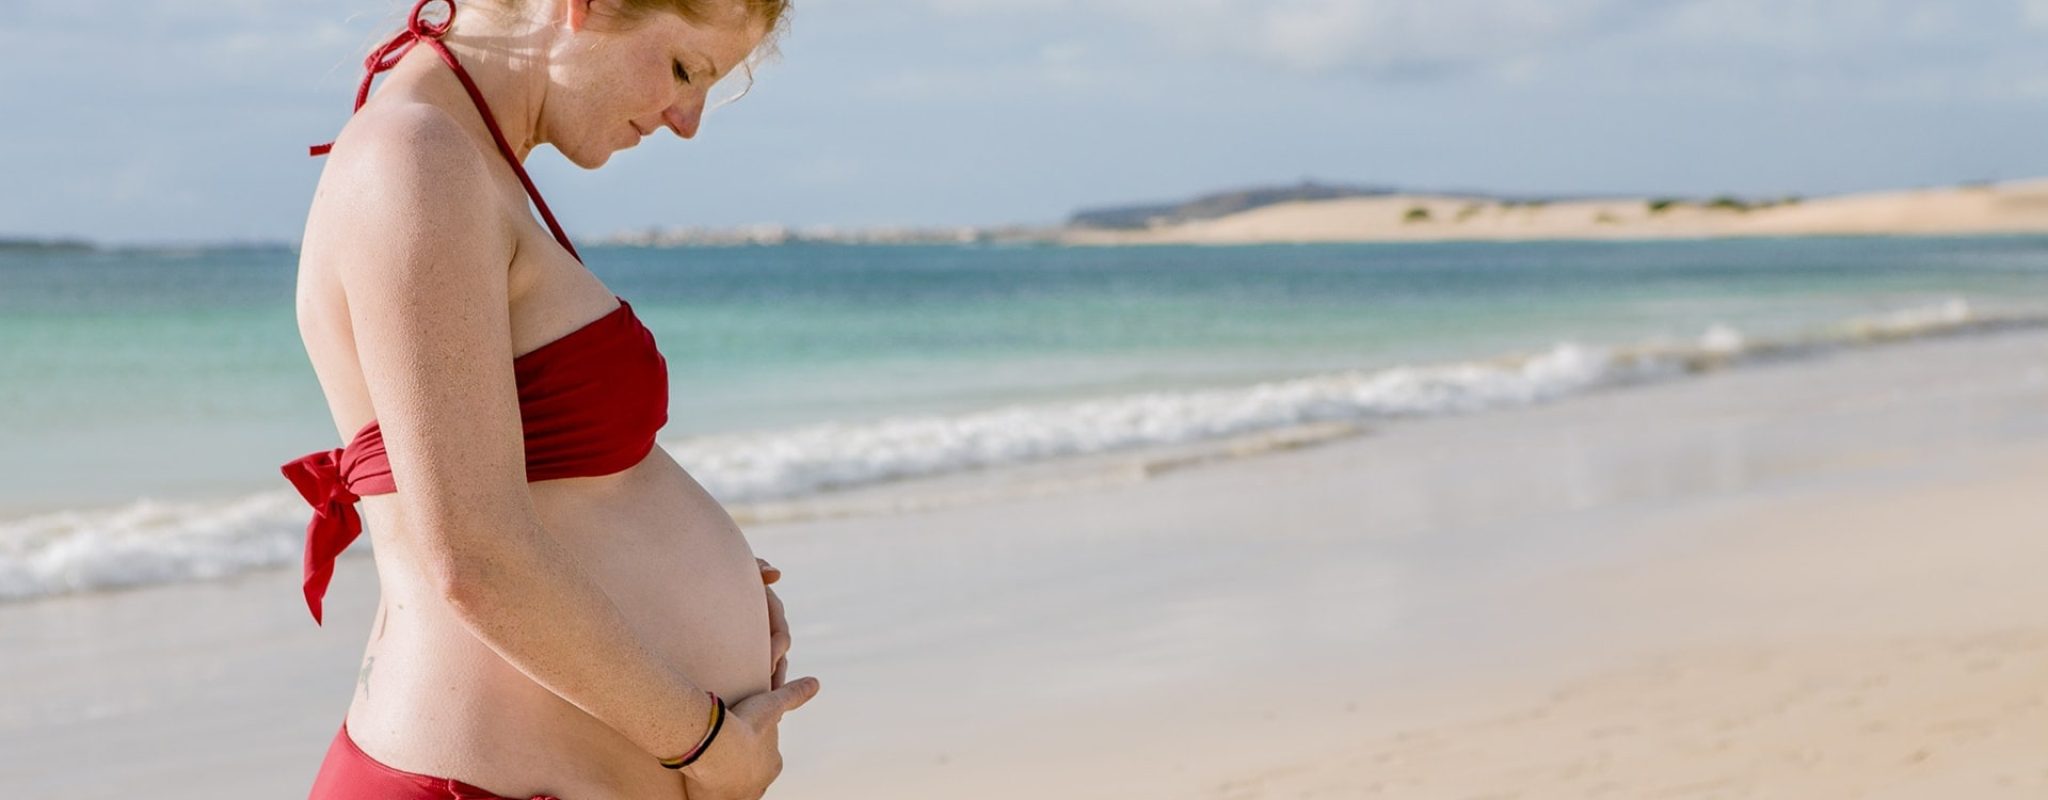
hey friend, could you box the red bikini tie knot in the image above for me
[281,447,365,626]
[406,0,457,39]
[308,0,460,156]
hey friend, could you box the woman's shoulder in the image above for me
[318,100,496,207]
[302,100,513,268]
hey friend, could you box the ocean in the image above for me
[4,236,2047,603]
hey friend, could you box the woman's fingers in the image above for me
[734,676,821,727]
[766,587,790,664]
[759,558,790,688]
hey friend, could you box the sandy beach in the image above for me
[4,325,2046,799]
[1065,179,2048,245]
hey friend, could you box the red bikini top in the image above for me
[282,0,668,626]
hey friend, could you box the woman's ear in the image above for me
[564,0,624,33]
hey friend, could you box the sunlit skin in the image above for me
[541,0,771,165]
[293,1,809,798]
[376,0,770,167]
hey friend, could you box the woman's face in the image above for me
[545,0,766,168]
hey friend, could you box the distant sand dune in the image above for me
[1065,179,2048,244]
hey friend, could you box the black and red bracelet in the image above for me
[658,691,727,770]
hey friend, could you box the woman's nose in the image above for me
[663,103,703,139]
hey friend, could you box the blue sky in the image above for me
[6,0,2048,243]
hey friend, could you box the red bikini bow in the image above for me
[281,447,365,626]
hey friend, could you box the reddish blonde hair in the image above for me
[618,0,790,57]
[598,0,790,103]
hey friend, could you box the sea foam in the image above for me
[0,298,2035,604]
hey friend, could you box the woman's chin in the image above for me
[561,142,618,170]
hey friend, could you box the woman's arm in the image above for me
[317,103,714,761]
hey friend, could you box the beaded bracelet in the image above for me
[658,691,727,770]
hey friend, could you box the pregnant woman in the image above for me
[279,0,817,797]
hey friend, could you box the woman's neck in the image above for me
[387,3,556,161]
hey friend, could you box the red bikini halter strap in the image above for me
[309,0,582,264]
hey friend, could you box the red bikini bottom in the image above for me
[308,719,564,800]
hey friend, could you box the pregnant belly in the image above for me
[532,450,774,699]
[351,450,772,799]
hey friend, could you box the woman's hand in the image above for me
[674,558,814,799]
[679,676,822,800]
[758,558,790,689]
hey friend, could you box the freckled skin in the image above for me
[531,0,769,167]
[292,1,785,797]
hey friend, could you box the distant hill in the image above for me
[1064,180,1617,230]
[1059,178,2048,246]
[0,237,94,253]
[1069,180,1402,230]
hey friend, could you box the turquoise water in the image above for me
[3,236,2048,603]
[5,237,2048,513]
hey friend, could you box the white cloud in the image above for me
[912,0,2048,96]
[1207,0,1629,73]
[972,0,1639,78]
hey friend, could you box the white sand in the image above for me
[3,329,2046,798]
[1065,178,2048,244]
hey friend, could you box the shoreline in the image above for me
[7,291,2032,609]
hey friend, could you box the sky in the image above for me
[6,0,2048,243]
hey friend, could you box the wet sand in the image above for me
[2,328,2045,799]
